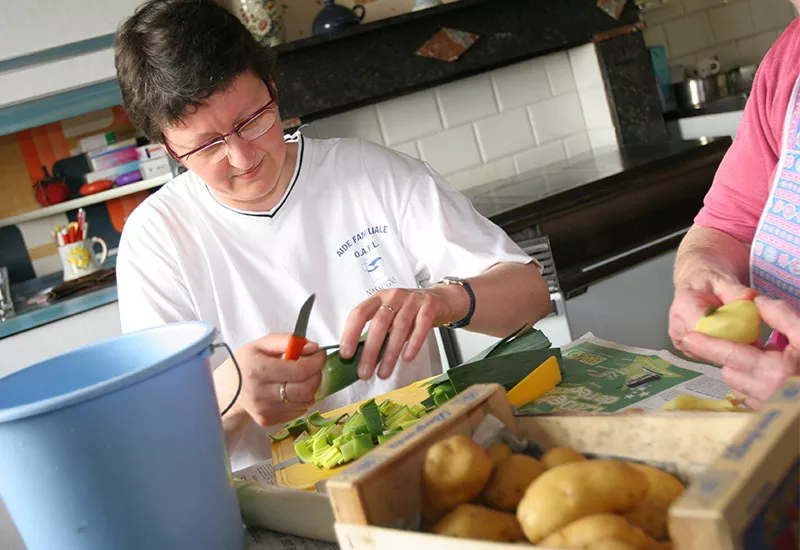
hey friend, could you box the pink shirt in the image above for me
[695,19,800,243]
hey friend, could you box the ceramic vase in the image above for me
[234,0,284,46]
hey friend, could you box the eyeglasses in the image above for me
[164,99,278,165]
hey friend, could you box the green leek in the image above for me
[292,398,425,469]
[315,335,390,401]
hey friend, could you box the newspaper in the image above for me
[234,461,339,550]
[519,333,735,414]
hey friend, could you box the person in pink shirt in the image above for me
[669,4,800,409]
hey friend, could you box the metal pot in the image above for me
[715,72,731,98]
[726,65,757,94]
[673,76,718,109]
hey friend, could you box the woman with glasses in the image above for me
[114,0,551,470]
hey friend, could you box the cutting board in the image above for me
[271,377,436,490]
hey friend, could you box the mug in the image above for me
[688,58,721,79]
[58,237,108,282]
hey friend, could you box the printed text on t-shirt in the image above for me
[336,225,388,257]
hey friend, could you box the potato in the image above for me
[487,443,513,466]
[694,299,760,344]
[432,504,525,542]
[517,460,649,543]
[539,514,655,549]
[422,435,492,512]
[484,454,547,511]
[542,447,588,469]
[623,464,685,540]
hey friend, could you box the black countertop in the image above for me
[464,137,732,297]
[663,94,749,121]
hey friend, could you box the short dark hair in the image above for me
[114,0,278,143]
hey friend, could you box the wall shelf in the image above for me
[0,173,171,228]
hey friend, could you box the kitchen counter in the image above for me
[0,257,117,340]
[663,94,749,122]
[465,136,732,296]
[466,137,729,223]
[1,137,731,340]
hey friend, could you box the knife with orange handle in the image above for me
[284,294,316,360]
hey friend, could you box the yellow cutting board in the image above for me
[271,376,436,490]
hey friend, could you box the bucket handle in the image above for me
[210,343,242,417]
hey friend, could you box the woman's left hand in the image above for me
[339,288,458,380]
[682,295,800,409]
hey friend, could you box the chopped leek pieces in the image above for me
[269,326,563,467]
[288,398,428,470]
[314,333,390,402]
[422,326,562,409]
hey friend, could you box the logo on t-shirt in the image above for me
[335,224,398,295]
[362,253,386,283]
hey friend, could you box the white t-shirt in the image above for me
[116,134,533,470]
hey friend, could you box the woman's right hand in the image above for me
[218,334,326,427]
[668,270,756,354]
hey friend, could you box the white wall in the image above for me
[0,0,143,62]
[642,0,796,70]
[303,44,618,192]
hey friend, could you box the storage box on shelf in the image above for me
[327,380,799,550]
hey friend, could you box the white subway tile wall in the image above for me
[683,0,726,14]
[391,141,420,159]
[589,128,619,150]
[305,105,384,144]
[578,87,615,130]
[513,140,567,174]
[564,132,593,159]
[737,30,783,66]
[474,107,536,161]
[751,0,796,32]
[642,0,796,70]
[306,44,618,192]
[544,51,577,96]
[446,157,515,192]
[376,90,443,145]
[436,74,498,128]
[529,93,586,144]
[664,12,714,58]
[568,44,605,90]
[709,2,755,43]
[491,59,551,111]
[418,125,482,176]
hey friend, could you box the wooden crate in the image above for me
[327,379,799,550]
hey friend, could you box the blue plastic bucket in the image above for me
[0,322,245,550]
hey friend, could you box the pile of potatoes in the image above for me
[421,435,684,549]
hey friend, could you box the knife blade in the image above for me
[284,293,316,360]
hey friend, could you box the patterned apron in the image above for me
[750,75,800,348]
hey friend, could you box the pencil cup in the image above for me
[58,237,108,282]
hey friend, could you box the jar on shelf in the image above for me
[231,0,284,46]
